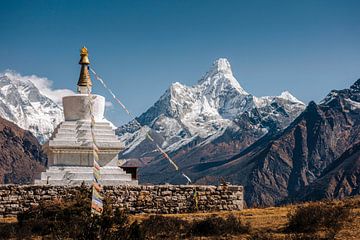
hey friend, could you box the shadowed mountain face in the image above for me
[194,79,360,206]
[0,116,47,184]
[293,142,360,202]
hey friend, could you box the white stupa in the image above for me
[35,47,137,185]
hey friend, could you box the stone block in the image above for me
[161,191,172,196]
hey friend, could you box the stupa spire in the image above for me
[77,46,92,93]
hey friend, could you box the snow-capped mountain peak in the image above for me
[198,58,247,95]
[207,58,233,75]
[278,91,302,103]
[0,70,66,143]
[320,78,360,110]
[118,58,306,157]
[169,82,187,95]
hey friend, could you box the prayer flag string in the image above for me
[87,85,104,216]
[89,66,192,184]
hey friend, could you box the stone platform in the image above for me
[35,166,137,186]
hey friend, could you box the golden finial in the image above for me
[77,46,92,93]
[79,47,90,64]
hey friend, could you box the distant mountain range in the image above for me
[117,58,305,184]
[193,79,360,206]
[0,62,358,207]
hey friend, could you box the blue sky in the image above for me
[0,0,359,125]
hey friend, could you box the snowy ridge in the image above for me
[320,79,360,111]
[0,71,66,143]
[117,58,306,156]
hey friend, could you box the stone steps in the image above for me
[57,129,114,134]
[36,166,136,186]
[34,179,138,186]
[60,122,113,129]
[53,134,119,141]
[48,140,123,148]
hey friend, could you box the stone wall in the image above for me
[0,184,243,218]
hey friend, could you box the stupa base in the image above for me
[34,166,138,186]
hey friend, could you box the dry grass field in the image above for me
[129,196,360,240]
[1,196,359,239]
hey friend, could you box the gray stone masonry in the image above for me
[0,184,243,218]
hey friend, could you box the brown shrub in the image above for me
[191,214,251,236]
[285,202,351,239]
[136,214,250,239]
[288,233,327,240]
[344,196,360,209]
[139,215,189,239]
[248,232,330,240]
[0,223,17,239]
[247,230,274,240]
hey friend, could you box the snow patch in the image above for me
[344,98,360,110]
[278,91,303,104]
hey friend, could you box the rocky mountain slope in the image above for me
[295,142,360,202]
[0,116,47,184]
[0,71,64,143]
[193,79,360,206]
[117,58,305,183]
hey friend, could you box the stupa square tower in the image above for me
[35,47,137,185]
